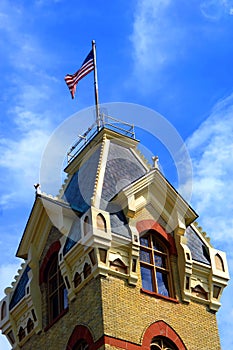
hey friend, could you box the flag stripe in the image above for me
[64,49,94,99]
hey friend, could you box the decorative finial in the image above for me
[34,183,41,194]
[152,155,159,169]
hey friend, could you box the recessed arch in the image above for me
[215,253,225,271]
[39,240,68,326]
[66,325,94,350]
[136,220,177,255]
[73,272,82,288]
[39,240,61,284]
[96,213,107,232]
[27,318,34,333]
[141,320,187,350]
[83,263,91,279]
[18,327,25,342]
[139,230,174,297]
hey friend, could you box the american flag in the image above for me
[65,49,94,99]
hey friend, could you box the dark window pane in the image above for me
[51,294,59,319]
[49,276,58,293]
[153,238,165,252]
[154,253,166,268]
[140,250,151,263]
[141,266,153,292]
[157,272,169,297]
[140,237,149,247]
[59,272,64,285]
[49,260,57,276]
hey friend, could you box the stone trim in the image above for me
[66,325,95,350]
[136,220,177,255]
[140,288,179,303]
[141,320,187,350]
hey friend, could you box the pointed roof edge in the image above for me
[16,193,77,259]
[114,168,198,226]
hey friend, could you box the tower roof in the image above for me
[61,127,149,212]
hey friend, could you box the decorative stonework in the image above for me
[175,223,229,310]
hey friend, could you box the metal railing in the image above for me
[67,114,135,164]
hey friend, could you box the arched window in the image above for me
[151,336,178,350]
[47,253,68,323]
[18,327,25,342]
[66,325,94,350]
[215,253,225,271]
[142,321,187,350]
[83,263,91,279]
[140,231,173,297]
[1,301,6,320]
[96,213,107,231]
[74,272,82,288]
[27,318,34,334]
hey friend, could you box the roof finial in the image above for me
[34,183,41,195]
[152,155,159,169]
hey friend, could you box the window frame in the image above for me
[47,253,68,325]
[140,230,174,299]
[151,336,178,350]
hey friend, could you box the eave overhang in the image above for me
[16,194,77,259]
[114,168,198,227]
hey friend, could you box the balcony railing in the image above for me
[67,114,135,164]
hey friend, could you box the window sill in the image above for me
[44,307,69,332]
[140,288,179,303]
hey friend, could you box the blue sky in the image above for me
[0,0,233,349]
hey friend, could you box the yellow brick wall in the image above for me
[19,269,220,350]
[100,272,221,350]
[21,276,104,350]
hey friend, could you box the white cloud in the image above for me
[187,94,233,349]
[130,0,172,74]
[187,93,233,241]
[129,0,190,90]
[0,2,60,208]
[0,81,53,208]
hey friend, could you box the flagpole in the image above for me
[92,40,100,130]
